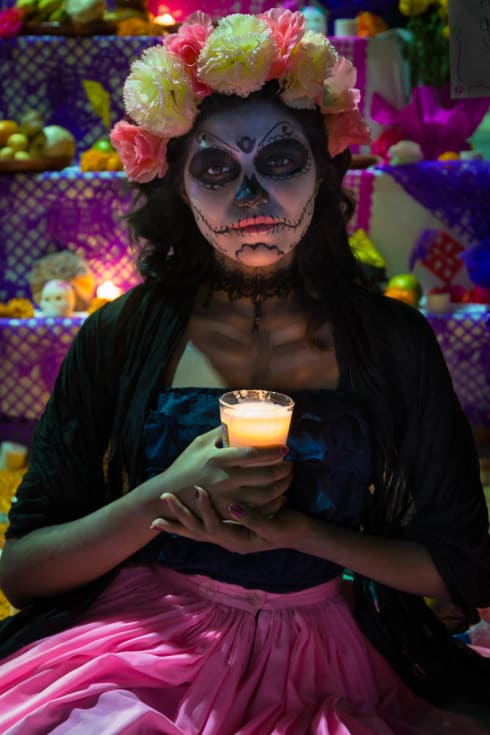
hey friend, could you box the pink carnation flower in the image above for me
[325,109,372,158]
[164,12,214,98]
[259,8,305,78]
[110,121,168,183]
[0,7,24,39]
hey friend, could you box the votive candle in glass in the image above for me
[219,389,294,448]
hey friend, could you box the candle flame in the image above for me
[153,12,176,25]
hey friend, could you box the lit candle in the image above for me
[219,390,294,447]
[96,281,122,301]
[153,12,176,25]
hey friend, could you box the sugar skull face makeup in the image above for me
[182,100,319,269]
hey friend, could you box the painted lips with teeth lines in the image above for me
[231,216,283,236]
[194,197,316,238]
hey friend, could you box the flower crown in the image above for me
[110,9,372,184]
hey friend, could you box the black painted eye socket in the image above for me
[255,139,309,177]
[189,148,240,185]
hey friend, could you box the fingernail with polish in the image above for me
[229,502,244,517]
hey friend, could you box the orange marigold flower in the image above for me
[0,298,34,318]
[80,149,111,172]
[356,12,388,37]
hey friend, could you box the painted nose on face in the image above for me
[234,174,269,207]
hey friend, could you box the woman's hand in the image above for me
[151,488,311,554]
[151,490,451,600]
[154,426,292,522]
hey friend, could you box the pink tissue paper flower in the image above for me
[326,108,372,158]
[165,11,214,98]
[110,121,168,183]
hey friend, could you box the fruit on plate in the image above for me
[0,114,76,168]
[384,273,423,307]
[14,150,32,161]
[0,147,14,160]
[15,0,69,23]
[19,110,44,138]
[28,130,47,156]
[6,133,29,152]
[65,0,105,23]
[0,120,19,147]
[41,125,76,158]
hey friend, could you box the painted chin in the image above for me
[235,243,284,267]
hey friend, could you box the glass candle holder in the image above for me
[219,389,294,448]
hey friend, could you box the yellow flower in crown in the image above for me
[398,0,430,16]
[197,14,276,97]
[281,31,338,109]
[123,45,197,137]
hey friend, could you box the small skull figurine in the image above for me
[39,279,76,317]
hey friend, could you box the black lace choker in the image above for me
[209,261,297,333]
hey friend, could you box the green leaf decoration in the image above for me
[82,80,111,130]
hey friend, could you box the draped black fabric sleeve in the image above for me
[351,296,490,706]
[396,306,490,610]
[5,305,118,537]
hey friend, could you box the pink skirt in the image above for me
[0,563,488,734]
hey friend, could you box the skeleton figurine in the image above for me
[39,279,76,317]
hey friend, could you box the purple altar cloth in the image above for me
[1,306,489,427]
[424,305,490,428]
[0,170,141,302]
[0,315,85,421]
[380,162,490,246]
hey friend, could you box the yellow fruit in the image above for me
[0,120,19,147]
[0,147,14,160]
[14,150,31,161]
[7,133,29,152]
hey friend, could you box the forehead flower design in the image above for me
[111,9,371,184]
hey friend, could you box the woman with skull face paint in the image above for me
[0,10,489,734]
